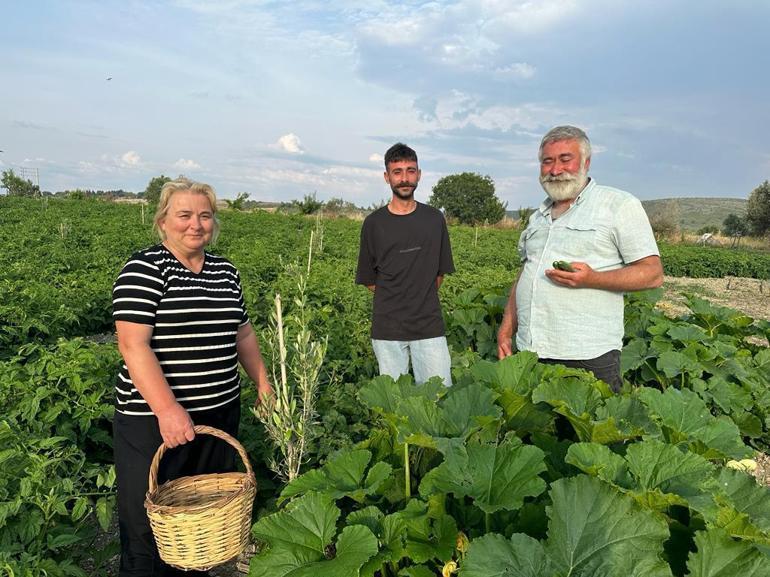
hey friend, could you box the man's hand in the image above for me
[545,256,663,291]
[155,402,195,448]
[497,270,521,360]
[545,261,593,288]
[497,326,514,359]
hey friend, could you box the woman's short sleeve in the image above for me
[112,253,164,325]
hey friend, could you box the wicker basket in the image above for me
[144,425,257,571]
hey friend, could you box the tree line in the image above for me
[3,168,769,236]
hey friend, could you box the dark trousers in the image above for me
[540,349,622,392]
[113,402,240,577]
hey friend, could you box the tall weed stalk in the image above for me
[254,253,327,482]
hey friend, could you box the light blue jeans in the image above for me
[371,336,453,386]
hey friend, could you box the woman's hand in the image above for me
[155,402,196,448]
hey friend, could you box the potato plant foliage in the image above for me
[0,196,768,576]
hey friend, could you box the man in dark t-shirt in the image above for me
[356,143,455,385]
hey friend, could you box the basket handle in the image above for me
[147,425,254,494]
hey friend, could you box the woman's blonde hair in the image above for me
[153,177,220,243]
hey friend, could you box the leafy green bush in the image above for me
[0,338,119,575]
[248,354,770,576]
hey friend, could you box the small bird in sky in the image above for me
[106,77,112,81]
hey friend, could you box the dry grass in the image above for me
[656,231,769,251]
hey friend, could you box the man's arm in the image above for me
[436,275,444,289]
[497,270,522,359]
[545,255,663,291]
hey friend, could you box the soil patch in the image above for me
[658,276,769,321]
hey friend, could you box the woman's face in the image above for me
[159,191,215,255]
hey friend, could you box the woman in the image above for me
[112,178,272,576]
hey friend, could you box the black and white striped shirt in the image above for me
[112,245,249,416]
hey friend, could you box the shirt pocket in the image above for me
[559,222,599,260]
[519,222,548,261]
[559,220,621,269]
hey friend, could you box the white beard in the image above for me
[540,168,588,201]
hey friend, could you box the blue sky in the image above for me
[1,0,768,207]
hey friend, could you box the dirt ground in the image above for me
[658,275,769,321]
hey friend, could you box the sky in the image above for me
[1,0,769,208]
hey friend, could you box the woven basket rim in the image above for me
[145,471,256,516]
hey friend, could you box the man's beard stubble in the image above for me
[391,183,416,201]
[540,168,588,202]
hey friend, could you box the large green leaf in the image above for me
[497,388,554,434]
[393,499,457,564]
[460,533,553,577]
[419,437,546,514]
[531,370,606,417]
[565,442,632,487]
[688,467,770,543]
[622,338,651,373]
[714,468,770,533]
[531,369,613,442]
[359,375,444,415]
[280,450,392,503]
[440,384,501,437]
[595,395,660,436]
[398,384,501,446]
[625,440,714,497]
[250,493,378,577]
[657,350,704,380]
[546,475,673,577]
[346,507,408,577]
[638,387,751,459]
[686,529,770,576]
[472,351,541,394]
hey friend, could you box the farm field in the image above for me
[2,196,770,577]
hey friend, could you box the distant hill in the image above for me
[642,197,747,231]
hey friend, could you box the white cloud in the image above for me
[273,133,305,154]
[121,151,141,166]
[493,63,536,79]
[424,91,552,132]
[173,158,202,170]
[369,153,381,162]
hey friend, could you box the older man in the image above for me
[497,126,663,391]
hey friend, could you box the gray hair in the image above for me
[538,125,592,162]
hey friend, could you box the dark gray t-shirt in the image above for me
[356,203,455,340]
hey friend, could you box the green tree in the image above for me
[745,180,770,236]
[225,192,250,211]
[324,197,358,216]
[1,169,39,197]
[722,213,749,247]
[293,192,323,215]
[428,172,506,225]
[66,189,88,200]
[143,175,171,204]
[696,225,719,236]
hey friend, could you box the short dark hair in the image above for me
[384,143,418,169]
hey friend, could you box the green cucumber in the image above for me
[552,260,575,272]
